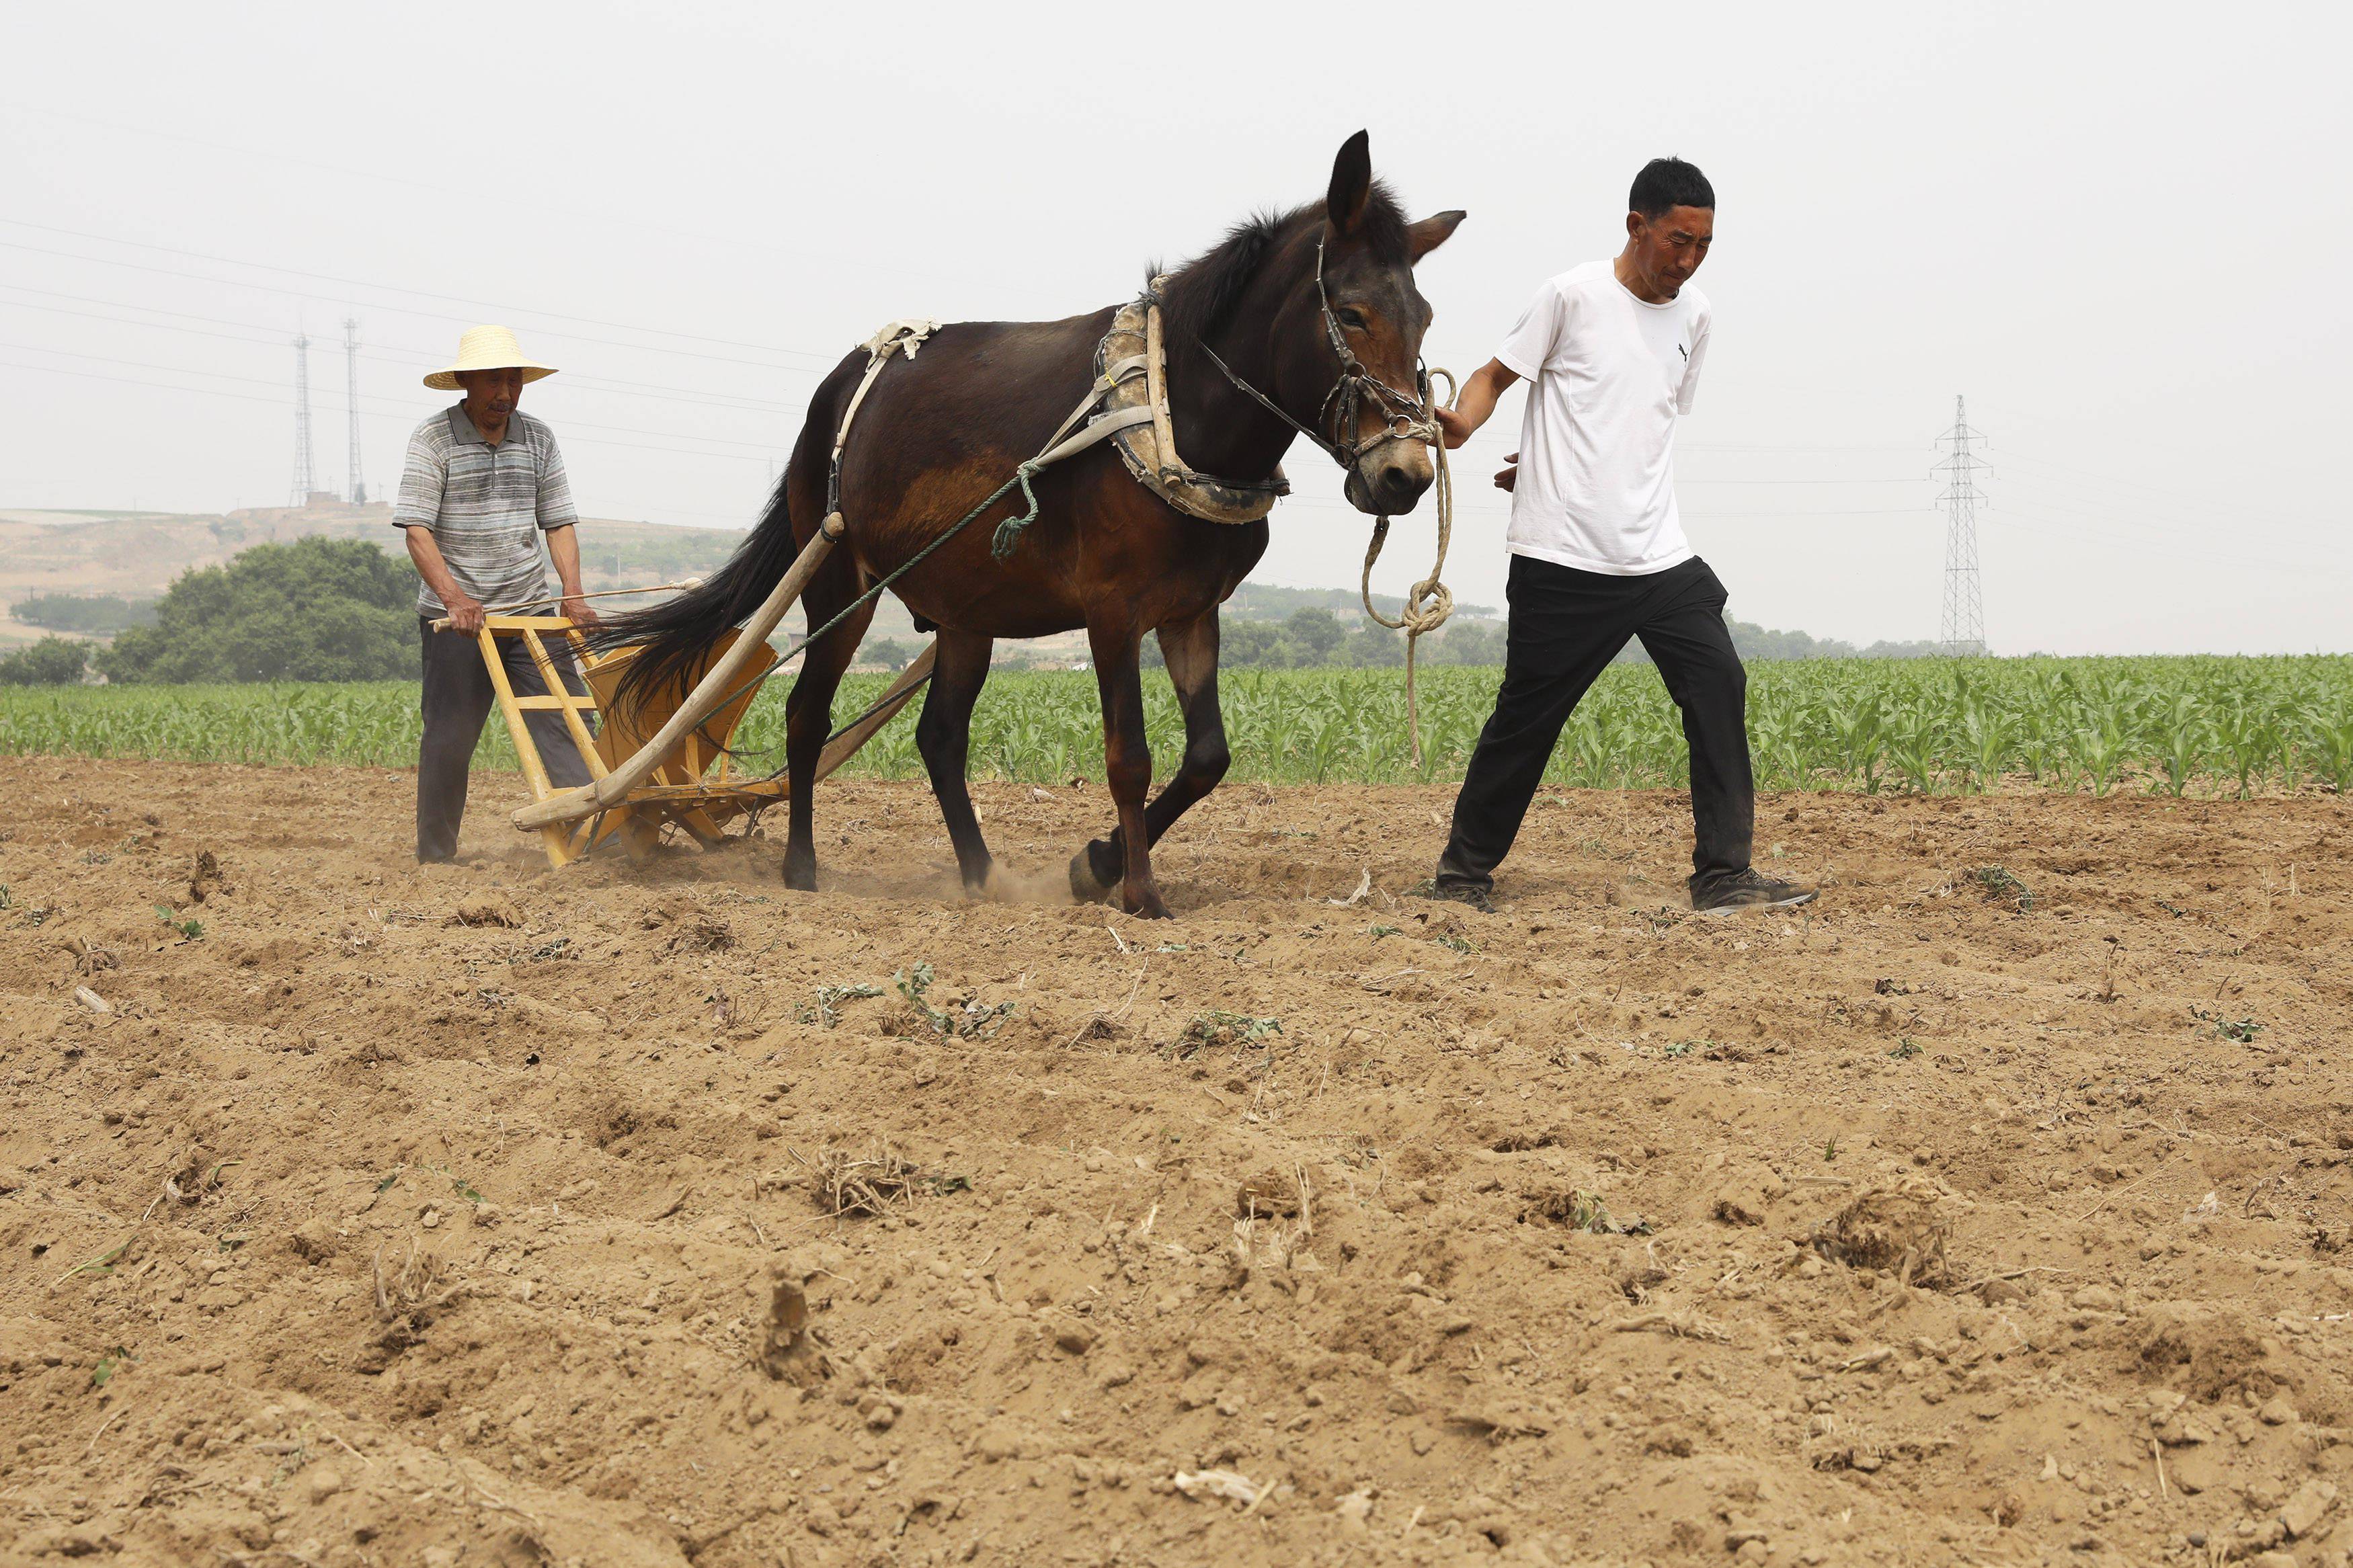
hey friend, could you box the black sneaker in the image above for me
[1411,878,1494,914]
[1692,868,1817,914]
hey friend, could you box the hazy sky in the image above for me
[3,2,2346,654]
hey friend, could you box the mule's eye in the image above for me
[1337,307,1368,330]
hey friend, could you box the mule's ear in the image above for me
[1407,210,1466,261]
[1326,130,1373,235]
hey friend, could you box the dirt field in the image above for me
[4,757,2349,1568]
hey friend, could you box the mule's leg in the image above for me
[1073,609,1228,899]
[913,627,998,895]
[1074,618,1168,918]
[780,561,877,891]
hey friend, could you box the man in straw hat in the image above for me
[395,325,598,863]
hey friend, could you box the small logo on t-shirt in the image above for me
[1676,343,1688,360]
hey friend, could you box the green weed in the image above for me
[1972,866,2034,911]
[797,982,884,1029]
[892,963,1014,1040]
[1181,1012,1283,1051]
[2192,1007,2264,1044]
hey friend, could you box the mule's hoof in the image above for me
[1068,849,1115,905]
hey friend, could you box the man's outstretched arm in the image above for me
[1433,358,1523,492]
[1434,358,1519,446]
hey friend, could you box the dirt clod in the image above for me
[288,1219,338,1264]
[450,893,521,927]
[1234,1168,1304,1218]
[756,1272,809,1380]
[2139,1301,2284,1401]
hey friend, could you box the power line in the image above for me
[0,238,839,378]
[0,288,810,415]
[1932,395,1989,656]
[0,99,969,294]
[0,339,793,456]
[0,218,842,365]
[0,354,783,470]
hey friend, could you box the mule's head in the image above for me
[1271,131,1464,516]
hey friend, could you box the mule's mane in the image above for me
[1153,181,1409,348]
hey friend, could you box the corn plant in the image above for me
[5,655,2348,797]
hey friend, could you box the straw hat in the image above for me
[423,325,558,391]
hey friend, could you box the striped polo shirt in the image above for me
[391,405,580,616]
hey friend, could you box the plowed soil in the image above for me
[4,756,2350,1568]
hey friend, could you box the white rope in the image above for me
[1358,367,1458,768]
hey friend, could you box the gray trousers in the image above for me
[416,618,592,862]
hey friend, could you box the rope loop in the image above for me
[988,461,1047,560]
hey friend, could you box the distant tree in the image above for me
[1429,620,1507,666]
[1284,608,1346,663]
[0,635,92,686]
[1222,621,1287,668]
[861,637,916,671]
[97,536,417,684]
[1341,620,1406,667]
[1222,581,1496,623]
[11,593,158,636]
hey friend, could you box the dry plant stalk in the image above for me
[801,1146,921,1219]
[1814,1178,1953,1286]
[1611,1310,1732,1343]
[371,1239,467,1319]
[1231,1164,1316,1270]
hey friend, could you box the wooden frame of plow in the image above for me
[471,612,935,870]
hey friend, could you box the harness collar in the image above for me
[1094,294,1287,526]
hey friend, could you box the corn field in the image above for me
[3,656,2349,796]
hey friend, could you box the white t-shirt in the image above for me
[1493,259,1710,576]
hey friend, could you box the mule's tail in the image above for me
[585,478,806,718]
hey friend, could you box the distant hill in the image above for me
[0,500,748,648]
[1222,581,1498,623]
[1,505,1944,665]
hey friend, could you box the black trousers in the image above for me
[416,618,592,862]
[1437,554,1755,897]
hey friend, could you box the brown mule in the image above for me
[594,132,1462,917]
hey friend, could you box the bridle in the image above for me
[1191,224,1441,474]
[1183,219,1458,769]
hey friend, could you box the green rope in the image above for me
[674,460,1047,763]
[987,462,1045,560]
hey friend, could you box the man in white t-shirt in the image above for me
[1425,158,1813,913]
